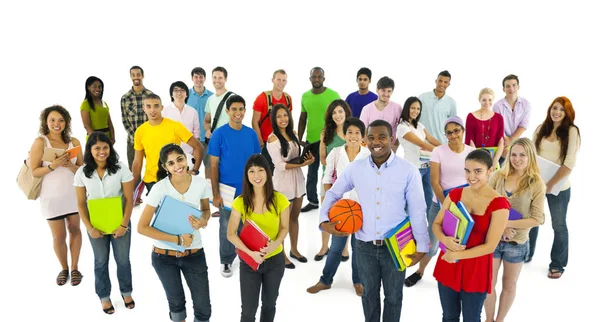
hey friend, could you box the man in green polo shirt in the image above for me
[297,67,340,212]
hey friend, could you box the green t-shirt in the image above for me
[301,88,340,143]
[232,192,290,259]
[80,100,110,135]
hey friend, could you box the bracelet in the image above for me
[48,164,55,171]
[120,224,129,230]
[177,235,182,246]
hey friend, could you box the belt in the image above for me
[420,162,430,169]
[95,127,110,133]
[500,240,518,246]
[153,246,200,257]
[371,240,385,246]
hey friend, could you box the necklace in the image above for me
[479,112,492,147]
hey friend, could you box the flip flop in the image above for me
[548,269,563,279]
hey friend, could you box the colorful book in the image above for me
[237,219,270,271]
[88,196,123,234]
[133,181,145,204]
[479,146,498,159]
[383,217,415,271]
[443,184,469,198]
[151,195,202,252]
[454,201,474,246]
[206,179,235,210]
[439,210,460,253]
[509,208,523,220]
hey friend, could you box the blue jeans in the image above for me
[419,166,433,218]
[355,240,405,322]
[528,188,571,271]
[219,206,240,264]
[320,234,359,285]
[305,146,320,205]
[152,248,211,322]
[88,229,132,301]
[239,252,285,322]
[427,201,441,257]
[438,282,486,322]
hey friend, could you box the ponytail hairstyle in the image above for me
[156,144,186,181]
[241,154,277,218]
[465,149,493,170]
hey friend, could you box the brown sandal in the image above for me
[56,270,69,286]
[71,270,83,286]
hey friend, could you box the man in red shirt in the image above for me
[251,69,293,171]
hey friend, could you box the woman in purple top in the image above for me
[465,88,505,168]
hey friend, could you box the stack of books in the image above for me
[384,217,416,271]
[439,201,474,256]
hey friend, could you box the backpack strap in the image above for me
[211,91,234,133]
[258,91,291,128]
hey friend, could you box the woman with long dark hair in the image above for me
[74,132,135,314]
[227,154,290,322]
[81,76,115,142]
[29,105,83,286]
[137,144,212,322]
[266,104,313,268]
[529,96,580,279]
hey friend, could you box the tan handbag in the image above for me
[17,155,42,200]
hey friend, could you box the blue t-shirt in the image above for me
[345,91,378,118]
[187,87,214,141]
[208,124,261,196]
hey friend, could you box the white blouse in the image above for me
[322,145,370,201]
[73,161,133,199]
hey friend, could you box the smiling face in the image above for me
[163,151,188,177]
[272,72,287,92]
[275,107,289,130]
[503,79,519,97]
[332,105,347,126]
[227,102,246,124]
[309,69,324,89]
[143,98,163,120]
[88,81,103,99]
[435,75,451,93]
[91,141,110,163]
[464,159,492,189]
[247,165,267,189]
[409,101,421,121]
[212,71,226,90]
[172,86,187,102]
[479,93,494,109]
[444,122,464,145]
[509,143,528,173]
[192,73,206,88]
[367,125,392,159]
[47,111,66,134]
[550,102,566,124]
[130,68,143,87]
[344,125,363,147]
[377,87,393,104]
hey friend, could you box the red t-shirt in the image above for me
[433,188,510,294]
[252,92,293,143]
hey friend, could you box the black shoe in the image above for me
[301,203,319,212]
[341,255,350,262]
[524,257,532,263]
[314,249,329,261]
[285,262,296,269]
[404,272,422,287]
[289,251,308,263]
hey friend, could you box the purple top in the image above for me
[345,90,378,118]
[492,97,531,137]
[319,152,430,253]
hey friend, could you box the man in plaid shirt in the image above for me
[121,65,154,169]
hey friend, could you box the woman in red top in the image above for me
[432,149,510,322]
[465,88,505,168]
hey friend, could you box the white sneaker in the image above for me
[221,264,233,278]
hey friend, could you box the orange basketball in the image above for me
[328,199,363,234]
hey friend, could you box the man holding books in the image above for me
[319,120,429,321]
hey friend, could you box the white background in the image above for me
[1,0,597,320]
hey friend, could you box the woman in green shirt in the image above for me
[81,76,115,142]
[227,154,290,322]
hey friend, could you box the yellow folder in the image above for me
[88,196,123,233]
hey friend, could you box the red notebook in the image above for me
[237,219,270,271]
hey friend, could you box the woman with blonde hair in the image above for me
[464,88,505,168]
[484,138,546,322]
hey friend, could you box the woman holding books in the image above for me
[74,131,135,314]
[80,76,116,142]
[137,144,212,322]
[464,88,505,168]
[227,154,290,322]
[266,104,314,268]
[29,105,84,287]
[529,96,580,279]
[314,99,352,262]
[432,149,510,322]
[405,116,475,287]
[306,117,370,296]
[483,138,545,322]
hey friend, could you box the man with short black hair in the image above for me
[418,70,457,143]
[346,67,377,118]
[188,67,214,178]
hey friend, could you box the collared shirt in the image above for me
[322,145,371,201]
[418,90,457,143]
[121,87,154,143]
[187,86,213,141]
[162,103,201,155]
[73,161,133,199]
[492,96,531,137]
[320,152,430,253]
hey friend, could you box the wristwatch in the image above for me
[190,169,199,175]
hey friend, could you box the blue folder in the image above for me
[151,195,202,251]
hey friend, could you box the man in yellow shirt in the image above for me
[132,94,204,199]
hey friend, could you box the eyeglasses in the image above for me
[173,88,186,93]
[445,128,462,136]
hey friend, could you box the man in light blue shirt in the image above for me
[187,67,214,179]
[419,70,457,143]
[319,119,429,322]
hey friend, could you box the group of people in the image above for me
[27,65,580,322]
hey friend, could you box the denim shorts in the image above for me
[493,240,529,263]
